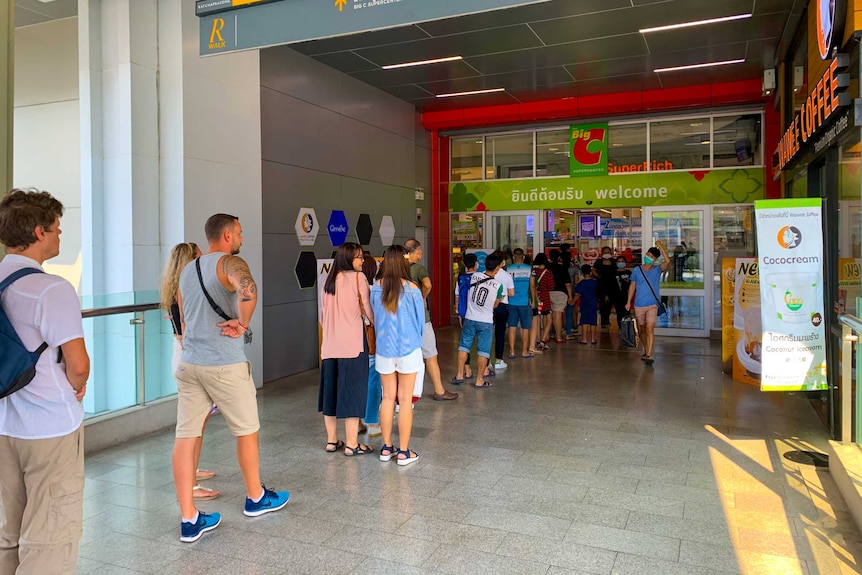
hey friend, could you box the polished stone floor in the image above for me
[76,327,862,575]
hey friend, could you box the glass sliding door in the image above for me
[643,206,711,337]
[488,211,541,259]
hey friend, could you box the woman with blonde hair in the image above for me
[371,245,425,466]
[161,242,219,500]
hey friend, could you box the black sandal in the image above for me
[325,440,344,453]
[344,444,374,457]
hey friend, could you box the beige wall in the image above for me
[13,17,80,288]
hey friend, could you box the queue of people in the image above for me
[0,187,669,567]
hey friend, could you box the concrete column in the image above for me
[1,0,12,193]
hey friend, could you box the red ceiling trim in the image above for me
[421,79,766,131]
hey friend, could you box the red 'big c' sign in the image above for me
[570,123,609,177]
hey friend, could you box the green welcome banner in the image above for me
[449,168,764,212]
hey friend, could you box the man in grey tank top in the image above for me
[172,214,289,543]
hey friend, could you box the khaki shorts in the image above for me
[175,361,260,438]
[550,291,568,312]
[634,304,658,326]
[421,322,438,358]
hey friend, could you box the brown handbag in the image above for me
[355,272,376,355]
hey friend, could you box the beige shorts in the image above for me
[550,291,568,312]
[175,361,260,438]
[634,304,658,326]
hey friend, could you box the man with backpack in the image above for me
[0,189,90,575]
[454,253,504,388]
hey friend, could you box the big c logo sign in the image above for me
[570,124,608,177]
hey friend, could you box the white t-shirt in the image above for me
[0,255,85,439]
[464,272,503,324]
[495,268,515,305]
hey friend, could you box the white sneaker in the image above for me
[493,359,508,370]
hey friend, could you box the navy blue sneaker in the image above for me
[244,484,290,517]
[180,511,221,542]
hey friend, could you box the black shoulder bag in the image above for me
[195,259,253,344]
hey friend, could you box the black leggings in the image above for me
[493,303,509,360]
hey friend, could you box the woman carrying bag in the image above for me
[625,241,670,365]
[319,242,374,456]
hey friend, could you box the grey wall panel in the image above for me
[260,46,345,114]
[337,115,414,188]
[339,74,415,141]
[262,301,320,382]
[262,161,341,234]
[261,87,341,173]
[261,46,421,384]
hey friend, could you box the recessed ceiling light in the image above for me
[654,59,745,73]
[382,56,463,69]
[436,87,506,98]
[639,13,751,34]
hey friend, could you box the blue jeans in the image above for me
[364,355,382,425]
[458,319,493,358]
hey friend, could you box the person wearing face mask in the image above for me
[613,256,632,328]
[595,246,620,328]
[625,241,670,365]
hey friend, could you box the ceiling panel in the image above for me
[465,34,650,76]
[351,60,482,88]
[291,25,430,56]
[312,51,378,74]
[15,7,50,27]
[16,0,77,21]
[530,0,757,45]
[643,13,786,56]
[354,25,544,67]
[416,0,634,37]
[412,66,576,97]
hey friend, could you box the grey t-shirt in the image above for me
[179,252,246,366]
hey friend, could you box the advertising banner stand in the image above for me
[754,199,827,391]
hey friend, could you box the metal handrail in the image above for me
[80,301,164,410]
[838,313,862,445]
[82,302,161,319]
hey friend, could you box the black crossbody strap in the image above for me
[639,266,661,305]
[195,258,231,322]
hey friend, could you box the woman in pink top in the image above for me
[320,242,375,456]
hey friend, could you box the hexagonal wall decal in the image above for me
[356,214,373,246]
[294,207,319,246]
[327,210,349,246]
[294,251,318,289]
[379,215,395,246]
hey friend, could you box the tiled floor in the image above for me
[77,327,862,574]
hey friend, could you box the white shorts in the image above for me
[376,348,424,375]
[421,322,438,358]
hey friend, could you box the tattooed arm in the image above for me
[219,255,258,338]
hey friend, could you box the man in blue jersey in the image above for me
[506,248,534,358]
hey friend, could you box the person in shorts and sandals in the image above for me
[547,249,572,344]
[531,253,554,352]
[574,264,599,344]
[161,242,220,500]
[506,248,533,358]
[626,241,671,365]
[456,253,504,388]
[371,245,426,466]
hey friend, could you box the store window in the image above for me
[712,114,762,167]
[838,140,861,317]
[608,123,648,173]
[544,208,642,266]
[485,133,534,179]
[536,129,570,177]
[450,213,484,315]
[712,205,756,328]
[451,137,483,181]
[650,117,711,170]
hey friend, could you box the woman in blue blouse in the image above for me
[371,245,425,466]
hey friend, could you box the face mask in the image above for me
[602,254,611,259]
[643,256,655,265]
[617,262,625,269]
